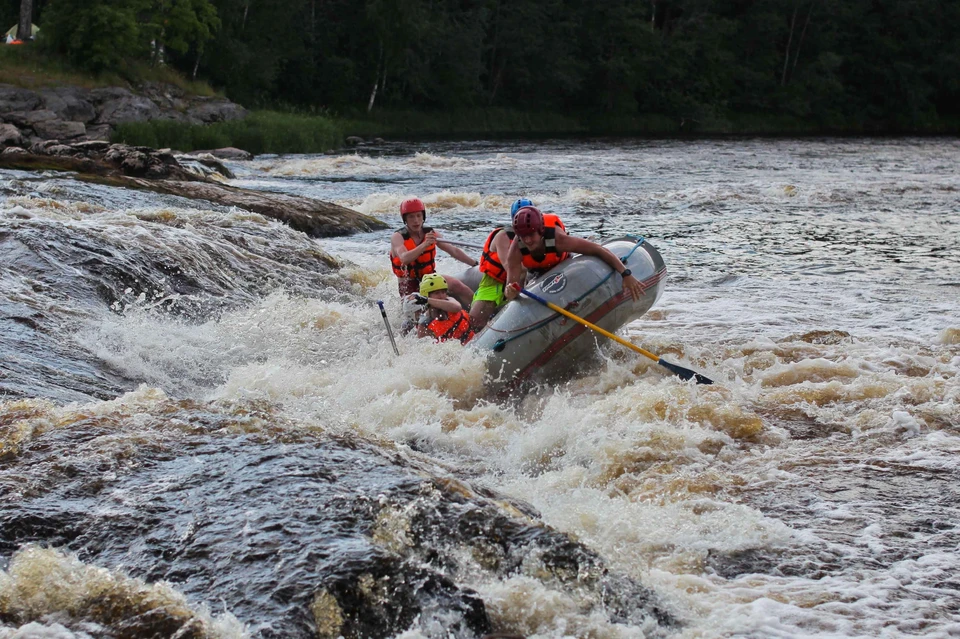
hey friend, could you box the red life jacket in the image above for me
[478,227,515,283]
[427,310,475,344]
[390,226,436,280]
[519,215,568,272]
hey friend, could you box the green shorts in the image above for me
[472,273,506,307]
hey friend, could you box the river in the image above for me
[1,137,958,638]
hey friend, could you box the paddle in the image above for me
[376,300,400,355]
[519,288,714,384]
[438,238,485,251]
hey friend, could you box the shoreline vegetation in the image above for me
[113,108,960,157]
[3,43,958,159]
[112,108,960,155]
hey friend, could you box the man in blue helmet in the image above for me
[469,198,539,329]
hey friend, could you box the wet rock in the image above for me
[188,146,252,161]
[30,140,67,155]
[0,123,23,147]
[0,84,42,113]
[0,413,675,638]
[345,136,364,145]
[72,140,112,153]
[33,119,87,141]
[176,153,236,179]
[119,150,149,174]
[28,139,63,154]
[44,143,84,157]
[377,478,675,629]
[1,146,27,156]
[314,555,490,638]
[0,142,387,237]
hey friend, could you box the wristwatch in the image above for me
[620,268,632,278]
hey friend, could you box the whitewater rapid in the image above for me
[2,138,958,639]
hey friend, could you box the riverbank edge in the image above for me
[112,108,960,156]
[0,141,387,238]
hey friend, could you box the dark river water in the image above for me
[1,138,959,638]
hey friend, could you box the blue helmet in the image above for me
[510,198,534,218]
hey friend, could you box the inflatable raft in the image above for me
[471,236,666,394]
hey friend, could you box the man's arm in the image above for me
[503,240,525,300]
[392,230,436,264]
[555,235,645,301]
[436,240,479,267]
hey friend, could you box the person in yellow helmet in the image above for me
[390,197,477,308]
[415,274,475,344]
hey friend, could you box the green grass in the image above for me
[0,43,216,96]
[113,111,344,154]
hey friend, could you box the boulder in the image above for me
[188,146,252,161]
[0,123,23,147]
[137,81,189,112]
[345,136,364,146]
[87,87,136,105]
[0,84,42,114]
[185,97,247,123]
[2,109,58,128]
[29,139,64,154]
[83,124,113,142]
[175,153,236,179]
[44,144,83,157]
[72,140,112,153]
[33,119,87,141]
[97,95,162,125]
[119,151,149,175]
[39,87,97,123]
[1,146,27,156]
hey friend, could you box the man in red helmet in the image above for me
[503,206,645,302]
[390,197,477,309]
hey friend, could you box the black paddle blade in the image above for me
[657,359,714,385]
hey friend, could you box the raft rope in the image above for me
[490,236,646,351]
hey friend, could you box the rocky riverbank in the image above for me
[0,82,247,147]
[0,139,386,237]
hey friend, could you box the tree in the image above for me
[41,0,149,72]
[146,0,220,66]
[17,0,31,40]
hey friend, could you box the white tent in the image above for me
[5,23,39,40]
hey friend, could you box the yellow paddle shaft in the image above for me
[540,298,660,364]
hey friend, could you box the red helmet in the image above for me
[512,206,544,236]
[400,197,426,220]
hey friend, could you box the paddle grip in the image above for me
[519,288,548,305]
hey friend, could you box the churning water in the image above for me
[1,138,958,638]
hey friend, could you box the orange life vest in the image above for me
[390,226,436,280]
[478,227,515,283]
[427,310,475,344]
[519,215,568,272]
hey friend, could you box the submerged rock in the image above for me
[0,400,675,638]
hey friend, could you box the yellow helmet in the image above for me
[419,273,448,296]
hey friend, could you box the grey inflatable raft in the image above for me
[471,236,666,395]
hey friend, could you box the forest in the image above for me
[4,0,960,133]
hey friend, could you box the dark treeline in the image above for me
[5,0,960,131]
